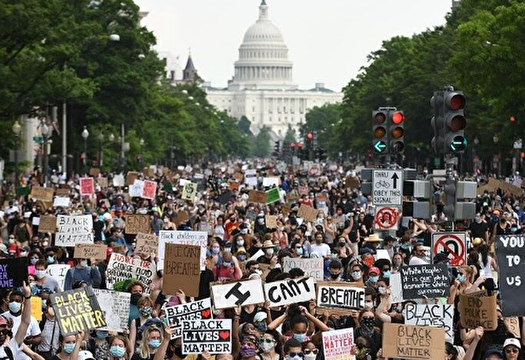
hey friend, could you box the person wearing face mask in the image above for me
[325,260,343,281]
[27,250,43,275]
[391,252,404,273]
[355,310,381,359]
[6,235,20,258]
[34,260,61,293]
[258,330,281,360]
[129,297,156,354]
[51,331,84,360]
[63,258,101,291]
[131,325,164,360]
[283,338,304,360]
[272,220,288,249]
[258,240,277,265]
[347,262,365,285]
[238,335,259,360]
[469,213,489,243]
[128,281,145,326]
[213,251,242,281]
[302,341,320,360]
[108,335,129,360]
[36,300,60,360]
[289,240,304,259]
[364,267,380,289]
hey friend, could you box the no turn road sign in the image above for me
[374,207,399,230]
[431,232,467,266]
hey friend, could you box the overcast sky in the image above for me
[134,0,454,92]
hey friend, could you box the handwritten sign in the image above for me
[182,182,197,202]
[459,293,498,330]
[142,180,157,200]
[298,204,318,223]
[47,264,70,291]
[403,303,454,341]
[53,196,70,208]
[31,296,42,321]
[56,215,94,246]
[136,233,158,256]
[93,289,131,332]
[125,214,150,234]
[322,328,354,360]
[38,215,57,233]
[129,179,144,198]
[400,264,450,300]
[496,234,525,316]
[0,258,28,289]
[30,187,54,202]
[282,258,324,281]
[211,279,265,309]
[163,244,201,297]
[382,323,445,360]
[317,282,365,312]
[165,298,212,339]
[113,174,125,187]
[264,277,315,307]
[74,244,107,260]
[79,177,95,196]
[248,190,267,204]
[266,188,280,204]
[265,215,278,229]
[98,177,108,189]
[106,253,155,293]
[158,231,207,271]
[182,319,232,355]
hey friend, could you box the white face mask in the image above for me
[304,355,317,360]
[259,342,275,353]
[80,260,88,267]
[265,248,274,256]
[364,301,374,308]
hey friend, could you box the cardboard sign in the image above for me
[30,186,54,202]
[53,196,70,208]
[504,317,521,338]
[264,277,315,307]
[403,303,454,341]
[143,167,155,178]
[400,264,450,299]
[125,172,139,186]
[55,188,70,196]
[282,258,324,281]
[322,328,354,360]
[182,319,232,355]
[459,293,498,330]
[158,231,208,271]
[182,182,198,201]
[496,234,525,316]
[0,258,28,289]
[317,282,365,312]
[297,204,319,223]
[265,215,278,229]
[98,177,108,189]
[211,279,265,309]
[55,215,94,246]
[74,244,107,260]
[266,188,280,204]
[382,323,445,360]
[79,177,95,196]
[163,244,201,297]
[47,264,70,291]
[248,190,267,204]
[93,289,131,332]
[89,168,100,177]
[136,233,158,256]
[142,180,157,200]
[31,296,43,321]
[345,176,360,190]
[165,298,213,339]
[172,211,190,226]
[106,253,155,293]
[125,214,150,234]
[50,286,106,336]
[38,215,57,233]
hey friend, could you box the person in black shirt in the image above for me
[469,213,489,243]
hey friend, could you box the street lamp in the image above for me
[474,137,479,145]
[41,122,50,186]
[108,133,115,143]
[12,121,21,187]
[81,126,89,174]
[98,133,104,167]
[493,135,499,144]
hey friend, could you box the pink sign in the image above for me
[142,180,157,200]
[79,177,95,196]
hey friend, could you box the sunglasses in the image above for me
[505,348,519,354]
[304,349,319,355]
[259,338,274,344]
[288,353,303,358]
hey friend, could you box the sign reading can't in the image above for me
[372,170,403,206]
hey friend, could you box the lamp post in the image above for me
[81,126,89,174]
[139,138,144,164]
[493,135,500,177]
[98,133,104,167]
[41,122,50,186]
[12,121,21,188]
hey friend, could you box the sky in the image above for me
[134,0,454,92]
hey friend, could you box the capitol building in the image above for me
[204,0,343,137]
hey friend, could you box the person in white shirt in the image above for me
[409,243,430,265]
[310,232,331,258]
[0,281,32,360]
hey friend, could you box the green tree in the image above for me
[253,126,271,158]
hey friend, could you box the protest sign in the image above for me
[172,211,190,226]
[158,231,207,271]
[55,215,94,246]
[142,180,157,199]
[74,244,107,260]
[459,293,498,330]
[262,177,280,187]
[55,188,70,196]
[181,319,232,355]
[504,317,521,338]
[182,182,198,201]
[89,168,100,177]
[113,174,125,187]
[322,328,354,360]
[30,187,54,202]
[125,214,150,234]
[50,286,106,336]
[382,323,445,360]
[165,298,212,339]
[136,233,158,256]
[389,272,405,304]
[496,234,525,316]
[93,289,131,332]
[211,279,265,309]
[0,258,28,288]
[53,196,70,208]
[248,190,267,204]
[47,264,70,291]
[282,258,324,281]
[129,179,144,198]
[79,177,95,196]
[345,176,360,190]
[143,167,155,178]
[298,204,318,223]
[98,177,108,189]
[106,253,155,293]
[31,296,42,321]
[317,282,365,313]
[264,277,315,307]
[403,303,454,341]
[265,215,278,229]
[266,188,280,204]
[38,215,57,233]
[163,244,201,297]
[400,264,450,300]
[125,172,139,186]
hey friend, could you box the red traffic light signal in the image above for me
[307,133,313,140]
[298,142,303,149]
[448,93,466,110]
[510,116,516,122]
[290,142,296,148]
[391,111,405,125]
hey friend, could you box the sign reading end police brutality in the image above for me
[56,215,94,246]
[182,319,232,355]
[372,170,402,206]
[496,234,525,316]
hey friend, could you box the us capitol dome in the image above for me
[204,0,342,137]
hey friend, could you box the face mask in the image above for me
[368,210,374,215]
[241,229,248,235]
[257,322,268,332]
[368,276,379,283]
[224,246,232,253]
[293,333,307,342]
[286,356,303,360]
[511,227,518,233]
[212,247,220,254]
[331,253,338,260]
[260,341,274,353]
[109,345,126,358]
[364,301,374,308]
[130,293,142,306]
[47,256,55,264]
[257,218,264,225]
[222,261,231,267]
[20,251,28,257]
[474,216,481,223]
[237,240,245,246]
[266,248,274,256]
[80,260,88,267]
[63,343,75,354]
[330,273,340,279]
[240,344,257,357]
[8,301,21,313]
[378,286,386,295]
[304,354,317,360]
[96,331,108,339]
[149,340,161,348]
[457,274,466,283]
[296,247,303,256]
[238,254,246,262]
[253,269,263,276]
[400,243,410,250]
[30,257,39,265]
[351,271,362,280]
[35,270,46,279]
[393,260,402,267]
[361,318,375,329]
[8,239,15,245]
[339,241,346,247]
[382,270,391,279]
[140,306,152,316]
[173,346,184,358]
[42,241,49,247]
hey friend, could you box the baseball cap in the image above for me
[78,350,95,360]
[503,338,522,349]
[483,347,503,359]
[253,312,267,323]
[368,266,380,275]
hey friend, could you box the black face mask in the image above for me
[173,346,184,359]
[130,293,141,306]
[330,273,340,279]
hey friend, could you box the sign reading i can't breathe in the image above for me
[264,277,316,307]
[181,319,232,355]
[496,234,525,316]
[316,282,365,312]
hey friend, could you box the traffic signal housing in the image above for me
[372,110,388,154]
[272,140,280,158]
[443,91,467,153]
[390,111,405,154]
[431,91,445,155]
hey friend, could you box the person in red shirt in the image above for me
[224,213,239,241]
[212,251,241,281]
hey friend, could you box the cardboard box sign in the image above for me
[382,323,445,360]
[136,233,158,256]
[211,279,265,309]
[30,186,54,202]
[74,244,108,260]
[163,244,201,297]
[165,298,213,339]
[316,282,365,313]
[264,277,316,307]
[38,215,57,233]
[125,214,150,234]
[248,190,267,204]
[297,204,319,223]
[181,319,232,355]
[459,293,498,330]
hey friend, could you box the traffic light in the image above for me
[443,90,467,153]
[510,116,516,123]
[390,110,405,154]
[272,141,280,158]
[431,91,445,155]
[317,148,327,161]
[372,110,388,153]
[443,178,476,220]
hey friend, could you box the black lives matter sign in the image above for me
[496,235,525,316]
[181,319,232,354]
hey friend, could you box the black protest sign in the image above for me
[400,264,450,300]
[316,282,365,313]
[165,298,213,339]
[496,234,525,316]
[182,319,232,355]
[0,258,28,289]
[50,286,106,336]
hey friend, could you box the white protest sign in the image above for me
[165,298,213,339]
[244,169,257,187]
[282,258,324,281]
[264,277,316,307]
[322,328,354,360]
[158,231,207,271]
[106,253,155,293]
[93,289,131,332]
[182,319,232,355]
[113,174,125,187]
[46,264,71,292]
[249,249,265,262]
[389,272,405,304]
[129,179,144,197]
[317,282,365,312]
[262,177,279,187]
[211,279,265,309]
[53,197,70,208]
[403,303,454,341]
[55,215,93,246]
